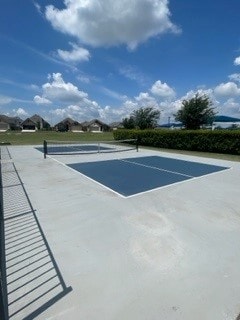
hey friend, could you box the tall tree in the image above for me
[126,107,160,129]
[122,116,135,129]
[175,93,216,129]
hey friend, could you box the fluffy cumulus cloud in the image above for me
[51,103,101,121]
[38,73,89,103]
[109,85,240,123]
[35,73,103,121]
[234,56,240,66]
[45,0,180,50]
[181,88,215,101]
[13,108,28,117]
[214,98,240,119]
[135,92,159,107]
[33,95,52,104]
[32,72,240,125]
[41,75,185,123]
[222,98,240,114]
[57,43,90,62]
[229,73,240,83]
[100,83,177,123]
[151,80,175,98]
[214,82,240,96]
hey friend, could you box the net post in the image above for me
[43,140,47,159]
[136,136,140,152]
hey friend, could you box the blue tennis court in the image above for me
[68,156,229,197]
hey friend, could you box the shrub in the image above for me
[113,129,240,155]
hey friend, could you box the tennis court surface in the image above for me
[68,156,229,197]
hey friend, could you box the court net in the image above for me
[43,139,138,157]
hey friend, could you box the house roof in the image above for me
[81,119,109,127]
[0,114,22,125]
[30,114,50,126]
[55,117,81,126]
[21,118,37,125]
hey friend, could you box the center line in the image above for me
[120,159,194,178]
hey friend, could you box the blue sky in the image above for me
[0,0,240,125]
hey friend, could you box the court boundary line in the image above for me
[47,155,126,198]
[126,166,232,198]
[47,154,231,199]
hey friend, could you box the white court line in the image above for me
[47,155,126,198]
[47,155,231,199]
[126,166,232,198]
[120,158,194,178]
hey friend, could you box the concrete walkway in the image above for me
[1,145,240,320]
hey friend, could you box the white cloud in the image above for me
[76,71,98,84]
[57,43,90,62]
[180,88,214,100]
[107,85,240,124]
[40,73,88,103]
[0,95,12,105]
[0,78,40,91]
[214,82,240,96]
[51,103,101,122]
[101,85,184,123]
[33,95,52,104]
[77,75,90,84]
[34,1,43,16]
[34,75,240,125]
[151,80,175,98]
[119,65,147,85]
[45,0,180,50]
[13,108,28,117]
[229,73,240,83]
[29,84,40,91]
[36,73,103,122]
[216,98,240,117]
[234,56,240,66]
[100,87,128,101]
[135,92,158,107]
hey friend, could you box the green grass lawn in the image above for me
[0,131,114,145]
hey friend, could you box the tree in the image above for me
[122,116,135,129]
[174,93,216,130]
[122,107,160,130]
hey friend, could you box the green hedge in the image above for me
[113,129,240,155]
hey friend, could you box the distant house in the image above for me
[71,124,84,132]
[29,114,51,130]
[0,121,10,132]
[0,115,22,130]
[54,118,83,132]
[81,119,110,132]
[21,118,38,132]
[109,122,124,130]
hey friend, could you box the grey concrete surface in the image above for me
[2,145,240,320]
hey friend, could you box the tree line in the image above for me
[122,93,216,130]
